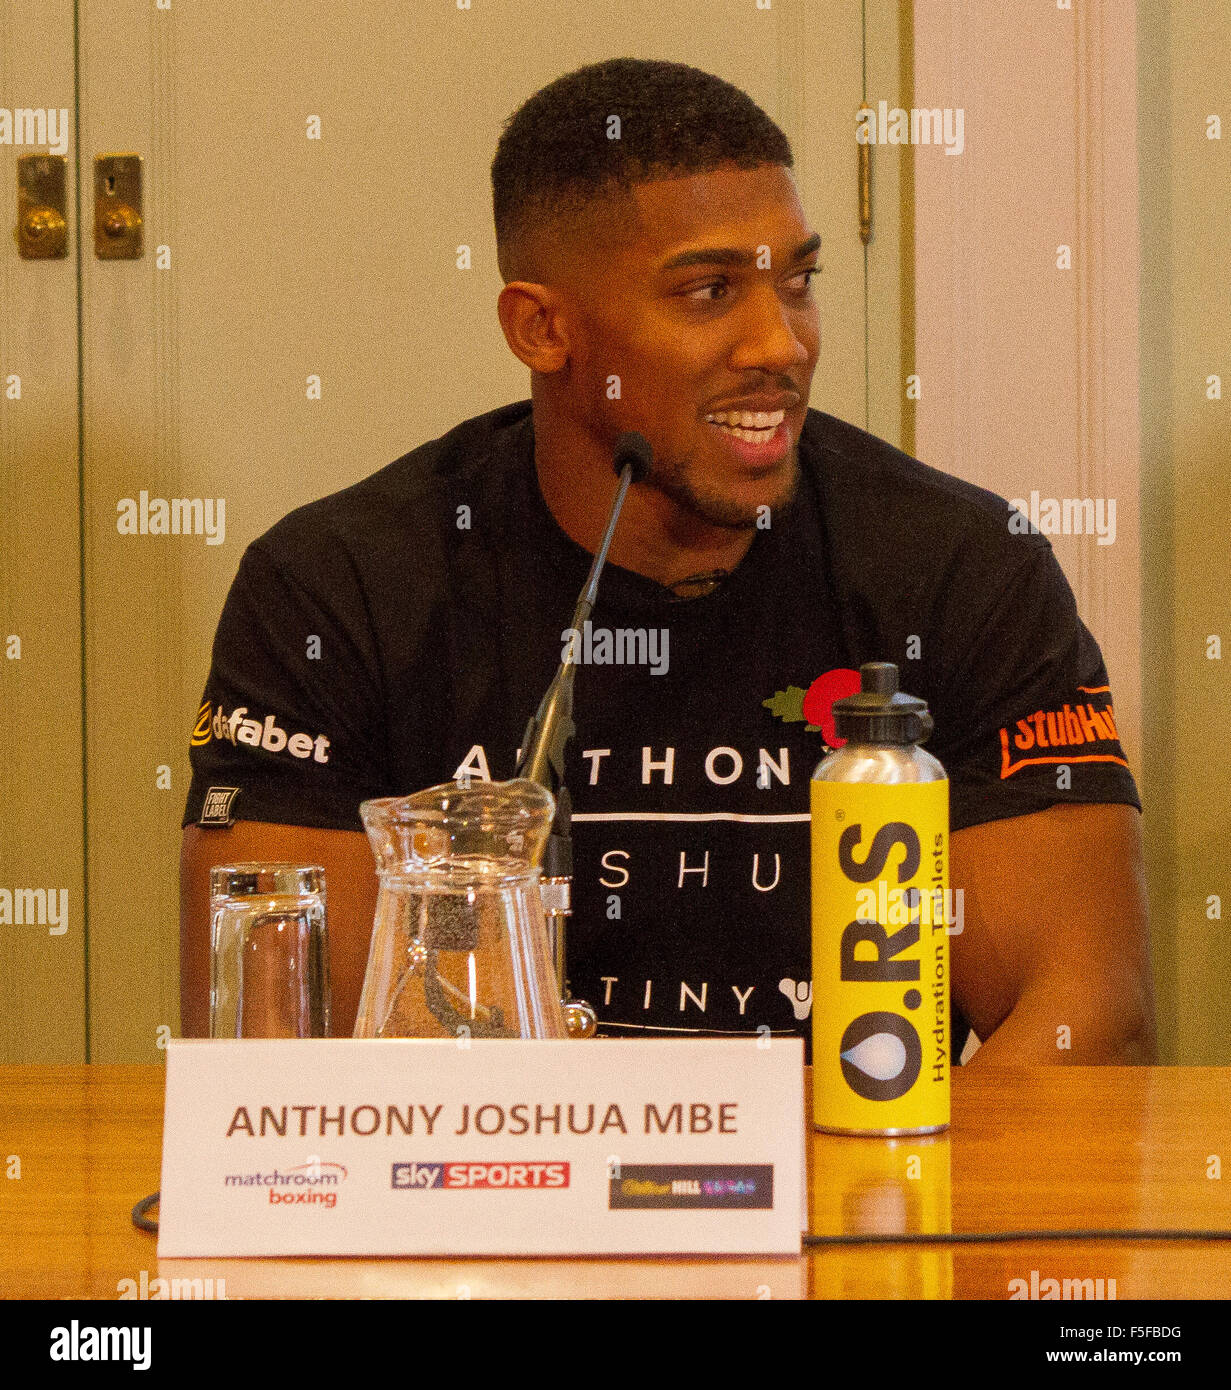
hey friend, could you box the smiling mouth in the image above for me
[702,408,793,469]
[703,408,786,443]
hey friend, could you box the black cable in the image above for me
[129,1185,1229,1247]
[803,1227,1231,1245]
[132,1191,160,1234]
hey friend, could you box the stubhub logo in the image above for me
[391,1162,569,1190]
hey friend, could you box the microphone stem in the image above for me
[574,463,635,624]
[515,456,642,1022]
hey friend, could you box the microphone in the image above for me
[516,431,651,786]
[613,430,653,483]
[514,431,652,1036]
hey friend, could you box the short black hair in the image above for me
[492,57,793,281]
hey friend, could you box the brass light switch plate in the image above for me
[94,153,143,259]
[16,154,68,259]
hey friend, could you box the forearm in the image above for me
[965,980,1156,1065]
[179,833,211,1038]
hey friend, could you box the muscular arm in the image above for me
[949,802,1156,1064]
[179,821,380,1038]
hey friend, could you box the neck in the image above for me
[531,409,756,590]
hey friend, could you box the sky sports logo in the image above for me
[391,1162,569,1190]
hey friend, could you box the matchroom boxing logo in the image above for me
[223,1160,348,1210]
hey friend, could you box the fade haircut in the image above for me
[492,57,793,282]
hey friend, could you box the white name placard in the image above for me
[157,1037,804,1257]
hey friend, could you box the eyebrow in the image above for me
[658,232,822,273]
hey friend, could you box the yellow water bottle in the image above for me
[811,662,950,1134]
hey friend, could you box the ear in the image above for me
[497,282,570,373]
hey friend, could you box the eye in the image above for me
[685,279,728,303]
[790,267,820,294]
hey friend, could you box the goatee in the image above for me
[647,450,800,531]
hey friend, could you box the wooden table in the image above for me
[1,1065,1227,1299]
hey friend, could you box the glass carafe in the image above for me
[353,778,568,1039]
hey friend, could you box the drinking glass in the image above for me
[209,863,330,1037]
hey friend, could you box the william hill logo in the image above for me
[998,687,1129,779]
[608,1164,773,1210]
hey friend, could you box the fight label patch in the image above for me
[199,786,241,827]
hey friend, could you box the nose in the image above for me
[728,283,816,376]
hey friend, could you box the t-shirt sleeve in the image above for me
[926,537,1140,832]
[182,537,393,832]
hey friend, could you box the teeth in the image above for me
[705,409,785,429]
[716,425,775,443]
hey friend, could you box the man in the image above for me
[180,58,1155,1064]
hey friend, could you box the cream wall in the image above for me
[912,0,1142,780]
[1,0,883,1062]
[0,0,85,1061]
[1,0,1222,1063]
[1137,0,1231,1064]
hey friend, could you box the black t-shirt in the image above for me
[184,400,1141,1062]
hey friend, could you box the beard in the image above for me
[645,445,801,530]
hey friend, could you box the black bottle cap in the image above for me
[832,662,934,746]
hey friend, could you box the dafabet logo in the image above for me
[191,701,330,763]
